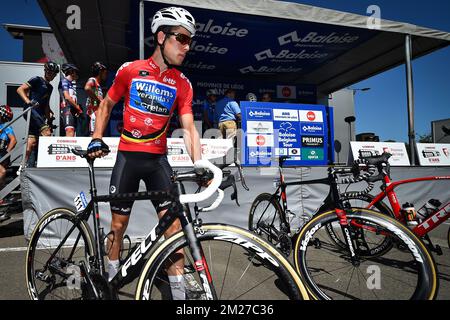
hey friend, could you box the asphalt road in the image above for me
[0,211,449,300]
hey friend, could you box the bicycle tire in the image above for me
[325,193,395,257]
[248,193,289,252]
[294,208,438,300]
[26,208,95,300]
[135,224,310,300]
[447,226,450,249]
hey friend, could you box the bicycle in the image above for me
[249,156,438,299]
[25,149,309,300]
[340,152,450,256]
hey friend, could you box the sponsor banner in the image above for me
[300,123,324,135]
[37,137,233,168]
[246,147,273,166]
[246,121,274,134]
[247,134,274,148]
[301,148,324,161]
[273,109,299,121]
[276,85,297,99]
[350,142,411,166]
[246,108,273,121]
[241,102,332,166]
[301,135,324,147]
[416,143,450,166]
[299,110,324,123]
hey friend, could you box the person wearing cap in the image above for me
[16,61,59,167]
[85,62,108,136]
[215,89,241,140]
[202,88,217,131]
[59,63,83,137]
[86,7,202,299]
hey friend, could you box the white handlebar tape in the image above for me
[179,159,223,204]
[199,189,225,212]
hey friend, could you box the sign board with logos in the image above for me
[416,143,450,166]
[350,141,410,166]
[37,137,233,168]
[241,102,333,166]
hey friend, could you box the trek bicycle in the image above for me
[340,152,450,255]
[25,150,309,300]
[249,156,438,300]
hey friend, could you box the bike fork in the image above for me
[336,209,360,266]
[182,220,218,300]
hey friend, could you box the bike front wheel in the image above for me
[135,224,310,300]
[26,208,95,300]
[294,208,438,300]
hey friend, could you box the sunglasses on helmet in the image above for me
[166,32,193,46]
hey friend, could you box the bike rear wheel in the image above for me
[26,208,95,300]
[135,224,309,300]
[248,193,292,255]
[294,208,438,300]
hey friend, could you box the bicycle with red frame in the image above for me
[342,152,450,255]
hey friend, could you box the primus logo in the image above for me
[255,49,328,61]
[278,31,360,46]
[196,19,249,37]
[240,65,302,74]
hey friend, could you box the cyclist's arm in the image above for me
[180,113,201,162]
[17,83,32,104]
[6,133,16,152]
[85,80,102,104]
[63,91,82,113]
[92,94,117,140]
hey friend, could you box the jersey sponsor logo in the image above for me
[130,116,136,123]
[131,129,142,138]
[130,79,177,116]
[139,70,150,77]
[163,76,176,85]
[301,136,324,147]
[144,118,153,126]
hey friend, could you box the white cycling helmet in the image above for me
[246,92,257,102]
[151,7,196,36]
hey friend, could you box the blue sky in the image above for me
[0,0,449,142]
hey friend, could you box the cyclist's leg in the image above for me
[143,155,186,299]
[108,151,139,280]
[61,107,75,137]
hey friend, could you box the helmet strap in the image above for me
[159,35,173,69]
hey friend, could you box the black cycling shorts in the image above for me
[109,151,174,215]
[60,106,75,131]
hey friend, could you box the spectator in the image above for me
[261,92,272,102]
[202,88,217,131]
[245,92,257,102]
[215,89,241,139]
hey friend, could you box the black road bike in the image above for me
[26,150,309,300]
[249,156,438,300]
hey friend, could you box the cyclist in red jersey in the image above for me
[87,7,200,299]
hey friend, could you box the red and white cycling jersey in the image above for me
[108,58,193,154]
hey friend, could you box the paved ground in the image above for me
[0,211,449,300]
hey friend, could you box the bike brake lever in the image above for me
[231,179,240,207]
[235,161,249,191]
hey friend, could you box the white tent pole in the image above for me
[139,0,145,59]
[405,34,416,165]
